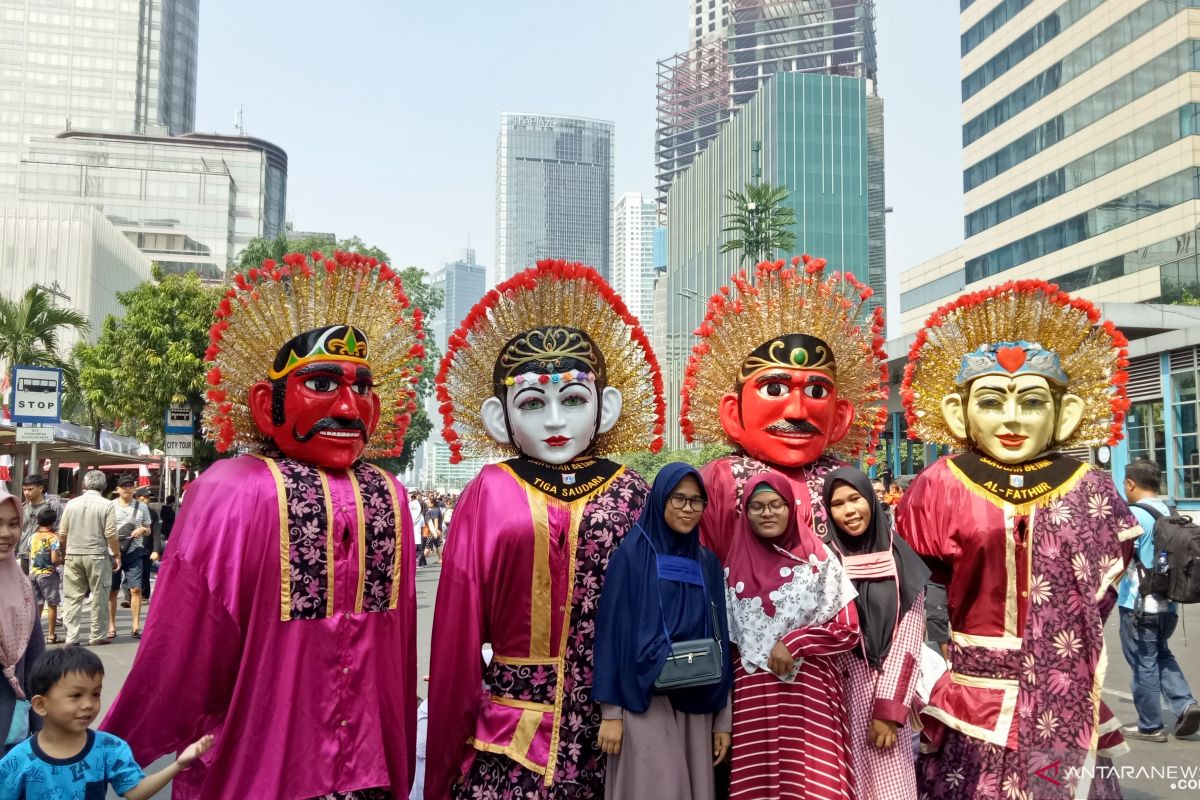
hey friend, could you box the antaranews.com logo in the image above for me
[1034,760,1200,792]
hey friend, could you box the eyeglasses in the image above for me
[667,494,708,512]
[747,499,788,515]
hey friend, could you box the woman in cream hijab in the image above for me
[0,483,43,755]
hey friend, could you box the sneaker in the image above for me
[1121,723,1167,743]
[1175,703,1200,737]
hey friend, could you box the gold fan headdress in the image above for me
[901,279,1130,448]
[681,257,889,462]
[203,250,425,457]
[436,259,665,463]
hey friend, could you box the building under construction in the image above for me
[655,0,880,213]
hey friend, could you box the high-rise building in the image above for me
[0,197,153,347]
[690,0,731,48]
[17,131,287,280]
[0,0,199,193]
[901,0,1200,335]
[495,113,614,282]
[415,254,490,491]
[656,0,879,211]
[612,193,657,327]
[889,0,1200,502]
[662,70,884,449]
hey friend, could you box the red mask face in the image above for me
[248,361,381,469]
[718,369,854,467]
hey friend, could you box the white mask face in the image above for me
[503,379,600,464]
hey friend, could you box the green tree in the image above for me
[0,284,89,376]
[75,266,220,460]
[613,443,731,483]
[237,233,390,270]
[720,182,797,266]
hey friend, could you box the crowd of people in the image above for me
[1,254,1198,800]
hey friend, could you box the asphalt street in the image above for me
[75,562,1200,799]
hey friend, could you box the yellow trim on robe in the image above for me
[490,696,555,713]
[924,671,1019,748]
[510,708,545,759]
[257,456,292,622]
[365,463,406,610]
[470,738,547,776]
[318,467,337,617]
[1003,506,1019,638]
[951,631,1023,651]
[497,463,554,659]
[346,467,367,613]
[544,496,590,787]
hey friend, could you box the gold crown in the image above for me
[681,257,889,462]
[902,279,1130,448]
[436,260,665,463]
[204,251,425,457]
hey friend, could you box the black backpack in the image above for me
[1130,502,1200,604]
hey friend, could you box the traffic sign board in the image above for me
[164,433,194,458]
[9,365,62,424]
[165,405,194,434]
[15,426,54,443]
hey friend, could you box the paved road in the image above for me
[77,563,1200,798]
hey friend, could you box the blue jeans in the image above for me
[1118,607,1196,731]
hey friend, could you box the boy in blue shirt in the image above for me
[0,646,212,799]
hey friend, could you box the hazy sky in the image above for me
[195,0,964,332]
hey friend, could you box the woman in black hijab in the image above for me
[822,467,930,800]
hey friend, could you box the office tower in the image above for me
[0,0,200,192]
[495,113,614,282]
[613,192,657,327]
[656,0,879,211]
[17,131,287,280]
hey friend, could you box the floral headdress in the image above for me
[203,250,426,457]
[436,259,665,463]
[681,256,889,463]
[901,279,1130,448]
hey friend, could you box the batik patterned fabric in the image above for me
[264,456,404,620]
[428,465,649,800]
[898,456,1138,800]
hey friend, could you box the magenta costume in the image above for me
[424,461,648,799]
[101,455,417,800]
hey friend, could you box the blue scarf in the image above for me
[592,463,732,715]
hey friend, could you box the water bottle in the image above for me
[1156,550,1170,576]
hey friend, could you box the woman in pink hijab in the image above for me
[0,483,43,755]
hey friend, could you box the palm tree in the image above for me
[720,182,797,266]
[0,285,90,375]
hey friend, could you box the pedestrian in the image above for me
[593,463,733,800]
[27,507,63,644]
[0,483,44,757]
[823,467,929,800]
[109,475,151,639]
[1118,458,1200,741]
[409,491,427,569]
[423,498,443,561]
[58,470,119,647]
[0,646,213,799]
[133,486,158,602]
[19,474,61,576]
[723,473,861,800]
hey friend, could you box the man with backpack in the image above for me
[1118,458,1200,741]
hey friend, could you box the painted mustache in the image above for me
[293,417,369,443]
[765,419,823,436]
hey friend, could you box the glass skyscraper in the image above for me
[495,113,614,281]
[0,0,199,193]
[663,70,883,449]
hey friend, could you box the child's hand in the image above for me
[178,735,214,769]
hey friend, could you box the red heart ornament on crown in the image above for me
[995,346,1027,374]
